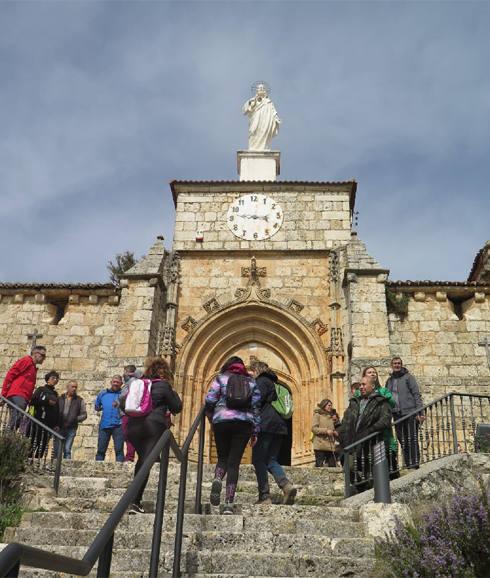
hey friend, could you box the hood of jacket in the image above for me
[391,367,409,378]
[314,407,331,416]
[258,369,278,382]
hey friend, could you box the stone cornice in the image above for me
[388,281,490,289]
[169,179,357,212]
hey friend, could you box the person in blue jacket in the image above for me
[94,375,124,462]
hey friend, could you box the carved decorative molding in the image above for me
[258,288,271,300]
[181,316,198,333]
[164,252,181,284]
[328,328,344,354]
[160,326,176,356]
[203,297,220,314]
[329,251,340,283]
[286,299,304,314]
[234,287,249,300]
[310,318,328,336]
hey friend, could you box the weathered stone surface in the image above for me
[359,503,412,539]
[4,461,375,578]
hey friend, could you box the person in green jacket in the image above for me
[355,367,400,479]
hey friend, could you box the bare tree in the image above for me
[107,252,137,286]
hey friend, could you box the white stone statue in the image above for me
[242,82,281,151]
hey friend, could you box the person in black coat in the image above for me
[337,376,393,492]
[250,360,296,505]
[125,357,182,514]
[29,370,60,458]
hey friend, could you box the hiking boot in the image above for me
[222,502,234,515]
[128,503,145,515]
[281,482,297,505]
[210,478,222,506]
[256,495,272,505]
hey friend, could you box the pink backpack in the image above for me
[125,378,153,417]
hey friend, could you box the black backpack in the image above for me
[225,374,252,410]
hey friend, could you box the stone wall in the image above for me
[0,285,120,460]
[175,252,331,345]
[0,240,169,460]
[171,182,354,252]
[387,286,490,401]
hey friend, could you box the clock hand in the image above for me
[241,214,268,221]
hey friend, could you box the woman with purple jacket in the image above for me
[205,356,261,514]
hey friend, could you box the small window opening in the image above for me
[49,298,68,325]
[447,295,467,321]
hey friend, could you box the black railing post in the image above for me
[449,394,459,453]
[194,414,206,514]
[96,533,114,578]
[373,440,391,504]
[343,452,352,498]
[172,456,189,578]
[53,435,63,495]
[149,442,170,578]
[5,561,20,578]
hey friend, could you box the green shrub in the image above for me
[0,431,29,539]
[386,287,410,317]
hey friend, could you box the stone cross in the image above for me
[478,337,490,368]
[241,256,267,287]
[27,329,43,351]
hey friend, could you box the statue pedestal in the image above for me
[237,150,280,181]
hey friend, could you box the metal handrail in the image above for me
[0,395,64,493]
[342,391,490,499]
[0,396,64,440]
[342,391,481,452]
[0,405,207,578]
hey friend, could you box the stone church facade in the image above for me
[1,170,489,463]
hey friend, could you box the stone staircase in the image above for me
[2,461,376,577]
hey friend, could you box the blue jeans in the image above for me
[59,427,77,459]
[252,432,288,498]
[96,425,124,462]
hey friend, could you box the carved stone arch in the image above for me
[175,299,330,465]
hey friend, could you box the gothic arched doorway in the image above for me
[175,300,330,465]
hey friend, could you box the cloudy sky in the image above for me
[1,1,488,283]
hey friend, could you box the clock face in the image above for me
[227,194,283,241]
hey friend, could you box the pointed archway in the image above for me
[175,297,330,464]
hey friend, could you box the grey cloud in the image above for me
[0,2,489,282]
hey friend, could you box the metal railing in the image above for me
[343,392,490,499]
[0,405,207,578]
[0,395,64,493]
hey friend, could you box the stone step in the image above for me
[180,551,375,577]
[21,506,359,532]
[55,480,344,502]
[32,490,342,515]
[2,547,375,577]
[10,526,369,554]
[58,461,343,484]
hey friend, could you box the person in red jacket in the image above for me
[1,346,47,429]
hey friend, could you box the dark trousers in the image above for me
[127,413,167,506]
[395,415,420,468]
[252,432,288,498]
[314,450,337,467]
[7,396,28,431]
[96,425,124,463]
[213,421,252,502]
[29,422,53,459]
